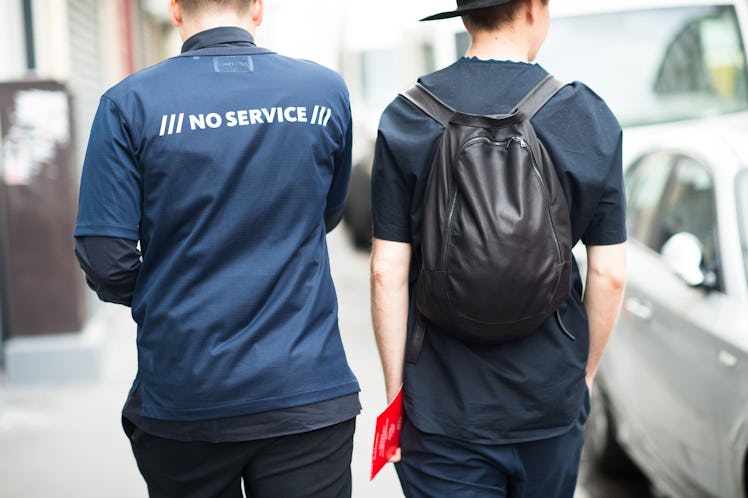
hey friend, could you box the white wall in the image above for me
[258,0,345,70]
[32,0,72,81]
[0,1,29,80]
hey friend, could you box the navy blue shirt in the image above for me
[76,27,360,423]
[372,58,625,443]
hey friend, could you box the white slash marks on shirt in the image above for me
[310,105,332,126]
[159,113,185,136]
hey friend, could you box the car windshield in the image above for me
[537,5,748,127]
[738,170,748,288]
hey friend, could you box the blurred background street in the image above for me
[3,0,748,497]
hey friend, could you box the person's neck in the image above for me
[465,29,533,63]
[179,13,255,42]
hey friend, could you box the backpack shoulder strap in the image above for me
[403,76,564,125]
[401,83,455,127]
[513,75,566,120]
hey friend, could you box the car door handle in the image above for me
[624,297,653,321]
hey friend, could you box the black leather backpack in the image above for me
[402,75,574,345]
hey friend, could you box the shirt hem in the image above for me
[75,224,139,240]
[407,412,579,446]
[124,393,361,443]
[140,381,361,421]
[372,226,410,243]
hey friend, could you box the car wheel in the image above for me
[585,382,637,475]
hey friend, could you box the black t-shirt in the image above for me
[372,58,625,443]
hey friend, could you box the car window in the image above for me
[625,153,674,246]
[657,158,716,249]
[539,5,748,127]
[657,157,721,288]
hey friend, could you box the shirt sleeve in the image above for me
[581,130,627,246]
[325,114,352,232]
[74,95,142,240]
[372,97,441,243]
[74,236,141,306]
[534,82,627,247]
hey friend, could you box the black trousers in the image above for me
[123,417,355,498]
[395,405,588,498]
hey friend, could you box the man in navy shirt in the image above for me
[74,1,360,496]
[371,0,627,496]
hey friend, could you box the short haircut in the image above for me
[177,0,253,15]
[462,0,548,32]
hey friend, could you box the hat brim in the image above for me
[420,0,515,21]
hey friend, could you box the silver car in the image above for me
[587,118,748,498]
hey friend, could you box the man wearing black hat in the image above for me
[370,0,627,496]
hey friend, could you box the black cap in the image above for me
[420,0,516,21]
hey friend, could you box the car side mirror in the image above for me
[661,232,706,287]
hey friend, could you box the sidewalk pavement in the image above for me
[0,303,147,498]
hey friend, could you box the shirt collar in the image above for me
[181,27,255,53]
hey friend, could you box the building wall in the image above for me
[0,2,27,80]
[0,0,174,173]
[0,0,171,343]
[67,0,104,171]
[32,0,73,80]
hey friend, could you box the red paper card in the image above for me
[370,387,403,480]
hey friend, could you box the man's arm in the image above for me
[75,236,141,306]
[584,242,627,387]
[370,238,411,404]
